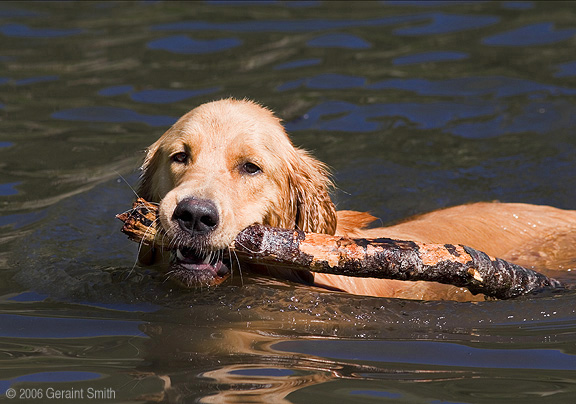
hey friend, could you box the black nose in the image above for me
[173,197,219,236]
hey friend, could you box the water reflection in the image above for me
[278,75,576,99]
[393,12,499,35]
[0,182,20,197]
[555,60,576,77]
[10,75,59,85]
[128,87,221,104]
[284,99,498,133]
[274,58,322,70]
[307,33,371,49]
[483,22,576,46]
[368,76,576,97]
[151,15,428,33]
[0,23,82,38]
[147,35,243,54]
[133,288,576,402]
[392,50,468,65]
[51,106,177,127]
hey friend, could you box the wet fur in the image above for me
[138,98,576,301]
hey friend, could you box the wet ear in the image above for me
[286,148,337,235]
[135,141,162,266]
[137,140,163,202]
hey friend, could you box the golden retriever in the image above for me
[137,98,576,301]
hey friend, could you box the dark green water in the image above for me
[1,1,575,402]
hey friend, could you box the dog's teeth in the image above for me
[203,255,211,264]
[176,248,185,261]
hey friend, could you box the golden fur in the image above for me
[138,98,576,301]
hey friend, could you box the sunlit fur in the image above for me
[139,99,336,247]
[138,98,576,301]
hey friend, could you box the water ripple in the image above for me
[274,58,322,70]
[98,85,221,103]
[483,22,576,46]
[130,87,221,104]
[394,12,499,35]
[151,15,429,33]
[0,23,82,38]
[147,34,242,54]
[0,313,143,338]
[393,50,468,65]
[501,1,534,10]
[273,339,576,370]
[279,75,576,98]
[285,100,497,133]
[0,182,20,197]
[307,33,371,49]
[555,60,576,78]
[0,6,42,18]
[369,76,576,97]
[51,106,177,127]
[13,75,59,86]
[278,74,366,91]
[98,85,134,96]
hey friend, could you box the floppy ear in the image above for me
[137,140,165,203]
[134,141,163,266]
[284,148,337,235]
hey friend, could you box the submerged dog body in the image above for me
[138,98,576,301]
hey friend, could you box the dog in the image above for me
[137,98,576,301]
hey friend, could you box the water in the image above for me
[1,1,576,402]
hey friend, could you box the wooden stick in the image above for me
[117,198,563,299]
[233,226,563,299]
[116,198,168,247]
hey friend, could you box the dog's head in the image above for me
[138,98,336,287]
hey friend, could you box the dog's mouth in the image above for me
[168,246,231,287]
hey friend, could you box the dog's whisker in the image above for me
[162,271,175,285]
[114,170,141,200]
[232,239,267,255]
[136,218,161,253]
[229,247,243,286]
[126,217,162,279]
[118,207,137,217]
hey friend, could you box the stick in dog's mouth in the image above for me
[116,198,231,287]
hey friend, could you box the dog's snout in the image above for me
[174,197,219,236]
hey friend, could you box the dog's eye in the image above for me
[171,152,189,164]
[241,162,262,175]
